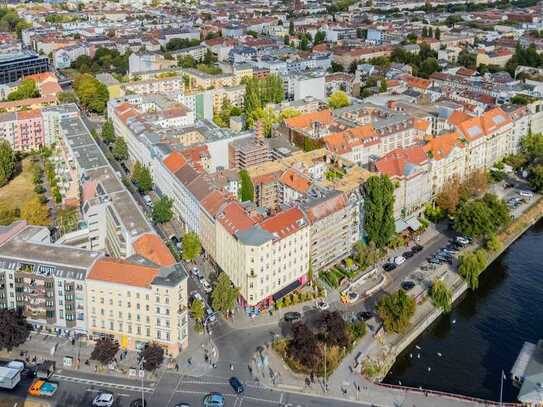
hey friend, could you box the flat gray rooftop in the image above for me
[109,190,152,238]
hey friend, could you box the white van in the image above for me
[519,191,534,198]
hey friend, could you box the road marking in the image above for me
[53,374,153,393]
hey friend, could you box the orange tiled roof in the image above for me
[260,207,304,240]
[133,233,176,267]
[164,151,187,173]
[413,118,431,132]
[218,201,257,235]
[279,169,311,193]
[447,111,473,127]
[323,124,378,154]
[406,76,431,90]
[284,110,333,129]
[16,109,42,120]
[375,145,428,179]
[423,132,463,161]
[87,258,159,288]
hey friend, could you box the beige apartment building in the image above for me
[86,258,189,357]
[215,203,310,306]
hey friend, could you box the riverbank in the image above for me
[368,196,543,382]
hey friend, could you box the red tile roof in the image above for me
[260,207,305,240]
[423,132,463,161]
[218,202,256,235]
[133,233,176,267]
[375,145,428,179]
[279,169,311,194]
[88,258,159,288]
[284,110,333,129]
[163,151,187,173]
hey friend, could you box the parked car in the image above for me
[174,404,190,407]
[357,311,373,321]
[205,308,216,323]
[143,195,153,207]
[383,263,397,272]
[428,257,442,265]
[401,281,416,291]
[201,280,212,293]
[315,300,329,311]
[203,393,225,407]
[191,267,201,278]
[92,392,115,407]
[191,291,203,303]
[411,245,424,253]
[394,256,406,265]
[403,250,414,259]
[519,190,534,198]
[284,311,301,322]
[229,377,245,394]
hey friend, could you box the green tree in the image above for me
[485,233,502,252]
[211,273,239,316]
[239,169,254,202]
[454,194,509,239]
[430,279,452,312]
[190,299,205,323]
[363,175,395,247]
[281,107,301,119]
[377,289,416,334]
[328,90,350,109]
[528,164,543,191]
[131,161,153,193]
[435,27,441,40]
[73,73,109,114]
[20,197,49,226]
[314,31,326,45]
[521,132,543,162]
[57,91,78,104]
[0,140,15,187]
[100,120,116,144]
[182,231,201,261]
[7,79,39,101]
[90,337,119,365]
[289,20,294,35]
[152,196,173,224]
[457,49,477,69]
[458,249,487,290]
[0,309,31,351]
[112,137,128,161]
[379,80,388,93]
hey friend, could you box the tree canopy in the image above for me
[454,193,510,239]
[286,322,323,371]
[430,279,452,312]
[190,298,205,323]
[152,196,173,224]
[363,175,395,247]
[318,310,350,348]
[458,249,487,290]
[73,73,109,114]
[90,337,119,365]
[0,309,31,351]
[182,231,201,261]
[131,161,153,193]
[390,43,441,78]
[165,38,201,51]
[71,48,130,75]
[141,342,164,371]
[243,74,284,128]
[7,79,39,101]
[211,273,239,315]
[239,169,254,202]
[377,289,416,334]
[0,140,15,187]
[101,120,116,144]
[111,137,128,161]
[328,90,350,109]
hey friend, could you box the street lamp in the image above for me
[139,357,145,406]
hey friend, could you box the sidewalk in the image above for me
[256,344,505,407]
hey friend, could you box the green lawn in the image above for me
[0,157,40,224]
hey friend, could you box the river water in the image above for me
[384,218,543,402]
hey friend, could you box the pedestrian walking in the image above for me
[175,363,179,372]
[230,363,234,371]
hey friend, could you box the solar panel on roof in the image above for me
[493,115,505,125]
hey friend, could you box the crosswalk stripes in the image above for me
[52,374,154,393]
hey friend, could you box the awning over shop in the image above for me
[406,216,422,231]
[395,216,422,233]
[272,279,301,301]
[395,219,409,233]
